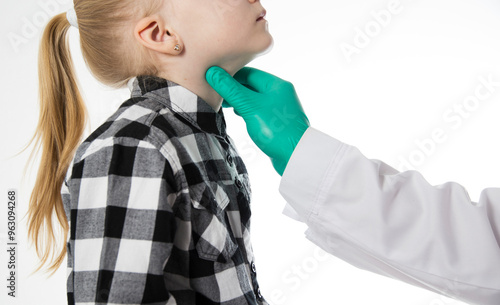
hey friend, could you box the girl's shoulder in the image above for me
[69,95,192,173]
[72,97,164,162]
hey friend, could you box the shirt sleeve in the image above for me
[279,127,500,305]
[67,138,177,305]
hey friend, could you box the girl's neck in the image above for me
[158,66,225,112]
[156,56,250,113]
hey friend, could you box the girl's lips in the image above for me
[257,10,267,21]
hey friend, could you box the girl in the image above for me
[27,0,272,304]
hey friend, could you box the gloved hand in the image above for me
[206,66,310,175]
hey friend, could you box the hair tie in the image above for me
[66,8,79,29]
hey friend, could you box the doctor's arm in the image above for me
[206,66,500,305]
[281,127,500,305]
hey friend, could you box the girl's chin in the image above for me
[212,38,274,73]
[258,36,274,56]
[247,36,275,59]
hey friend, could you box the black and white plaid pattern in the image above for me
[61,76,268,305]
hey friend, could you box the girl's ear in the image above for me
[134,16,183,55]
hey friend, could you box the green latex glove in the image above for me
[206,66,310,175]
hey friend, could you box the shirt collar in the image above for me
[129,75,226,137]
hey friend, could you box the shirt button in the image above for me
[251,262,257,274]
[226,154,233,166]
[235,179,243,188]
[256,288,263,300]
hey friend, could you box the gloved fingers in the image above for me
[234,67,286,93]
[206,66,256,107]
[221,100,241,116]
[214,101,239,118]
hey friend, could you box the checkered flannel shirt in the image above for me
[61,75,268,305]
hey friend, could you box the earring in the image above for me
[174,44,180,51]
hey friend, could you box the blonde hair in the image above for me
[27,0,162,275]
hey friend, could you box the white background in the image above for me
[1,0,500,304]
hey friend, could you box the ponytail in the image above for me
[27,0,163,275]
[27,13,87,275]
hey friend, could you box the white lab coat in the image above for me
[279,127,500,305]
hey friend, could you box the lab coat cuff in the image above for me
[280,127,347,223]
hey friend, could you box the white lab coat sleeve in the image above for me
[279,127,500,305]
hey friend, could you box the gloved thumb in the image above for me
[206,66,255,109]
